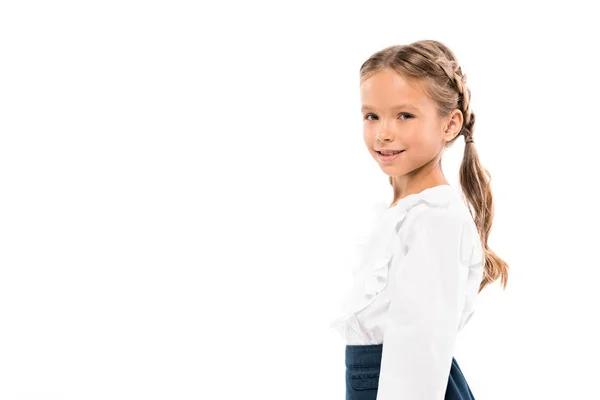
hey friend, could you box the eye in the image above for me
[363,113,413,121]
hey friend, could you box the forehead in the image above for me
[360,69,431,111]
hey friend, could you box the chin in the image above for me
[379,164,402,174]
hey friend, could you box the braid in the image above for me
[436,59,475,143]
[455,73,475,143]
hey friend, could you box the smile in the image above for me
[377,150,404,162]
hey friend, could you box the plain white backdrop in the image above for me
[1,1,599,399]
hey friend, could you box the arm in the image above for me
[376,208,470,400]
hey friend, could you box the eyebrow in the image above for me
[361,104,420,112]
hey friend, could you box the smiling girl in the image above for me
[330,40,509,400]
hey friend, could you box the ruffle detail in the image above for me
[364,254,392,298]
[336,222,397,319]
[346,199,391,277]
[330,185,454,342]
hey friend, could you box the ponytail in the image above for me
[459,112,509,292]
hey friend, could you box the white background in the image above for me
[1,1,599,399]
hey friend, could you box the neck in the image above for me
[390,160,448,206]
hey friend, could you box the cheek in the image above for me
[363,126,376,145]
[403,128,425,148]
[407,126,437,146]
[403,131,439,160]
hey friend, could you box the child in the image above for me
[329,40,509,400]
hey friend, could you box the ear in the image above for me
[442,109,463,142]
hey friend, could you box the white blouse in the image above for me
[329,184,484,400]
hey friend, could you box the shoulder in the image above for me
[405,201,468,236]
[390,184,471,234]
[387,185,480,258]
[399,201,476,264]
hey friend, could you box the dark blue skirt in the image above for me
[345,344,475,400]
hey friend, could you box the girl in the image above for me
[329,40,509,400]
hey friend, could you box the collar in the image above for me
[388,184,453,212]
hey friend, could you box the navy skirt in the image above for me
[345,344,475,400]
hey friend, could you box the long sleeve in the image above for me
[376,207,471,400]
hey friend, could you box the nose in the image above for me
[376,125,393,143]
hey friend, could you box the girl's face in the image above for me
[360,68,459,181]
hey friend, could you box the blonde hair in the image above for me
[360,40,508,292]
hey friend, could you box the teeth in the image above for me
[381,151,401,155]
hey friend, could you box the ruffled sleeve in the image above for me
[376,207,471,400]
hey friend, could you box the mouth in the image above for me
[376,149,405,162]
[376,150,404,155]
